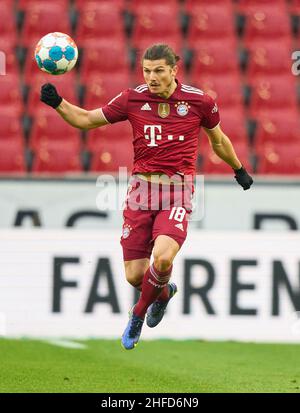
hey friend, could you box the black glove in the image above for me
[234,166,253,190]
[40,83,62,109]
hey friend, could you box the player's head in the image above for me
[142,44,180,95]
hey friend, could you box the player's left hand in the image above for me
[233,166,253,190]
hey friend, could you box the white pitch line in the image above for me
[44,339,87,349]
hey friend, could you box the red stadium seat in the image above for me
[257,143,300,175]
[190,40,239,76]
[0,109,23,143]
[185,0,233,13]
[89,138,133,173]
[0,140,26,174]
[76,2,126,41]
[249,75,298,118]
[84,73,130,108]
[237,0,287,14]
[187,6,236,45]
[0,6,17,38]
[0,75,23,114]
[246,41,292,78]
[29,109,82,151]
[27,75,78,115]
[75,0,125,12]
[87,122,132,152]
[200,141,252,175]
[254,112,300,149]
[290,0,300,15]
[80,39,130,81]
[243,6,291,45]
[131,5,181,49]
[20,3,72,48]
[18,0,69,11]
[32,141,82,174]
[192,74,243,109]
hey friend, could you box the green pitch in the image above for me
[0,338,300,393]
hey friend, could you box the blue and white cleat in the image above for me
[121,309,144,350]
[146,283,178,328]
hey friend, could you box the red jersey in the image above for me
[101,80,220,177]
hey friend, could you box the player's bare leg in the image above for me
[124,258,150,291]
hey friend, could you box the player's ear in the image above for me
[171,65,178,78]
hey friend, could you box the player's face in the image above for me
[143,59,177,96]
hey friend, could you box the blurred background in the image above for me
[0,0,299,175]
[0,0,300,344]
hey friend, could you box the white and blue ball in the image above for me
[34,32,78,75]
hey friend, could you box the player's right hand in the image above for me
[40,83,62,109]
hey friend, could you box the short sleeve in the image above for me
[200,94,220,130]
[101,89,130,124]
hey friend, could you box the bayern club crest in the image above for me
[122,223,132,239]
[175,101,190,116]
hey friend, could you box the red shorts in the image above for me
[120,175,193,261]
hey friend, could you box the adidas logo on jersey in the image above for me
[141,103,152,111]
[175,223,184,231]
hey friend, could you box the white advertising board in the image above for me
[0,230,299,342]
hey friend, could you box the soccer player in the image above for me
[40,44,253,350]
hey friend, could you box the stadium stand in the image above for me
[0,0,299,175]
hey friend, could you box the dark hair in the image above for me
[142,44,180,67]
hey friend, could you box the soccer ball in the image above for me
[34,32,78,75]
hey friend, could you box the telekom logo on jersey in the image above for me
[144,125,185,147]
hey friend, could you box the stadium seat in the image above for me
[75,0,125,12]
[76,2,126,41]
[86,122,132,152]
[237,0,287,14]
[131,5,181,49]
[185,0,233,12]
[0,75,23,114]
[20,3,72,48]
[0,140,26,174]
[192,74,243,109]
[257,143,300,175]
[32,141,82,174]
[0,6,17,38]
[243,6,291,45]
[200,141,252,174]
[246,41,292,77]
[80,39,130,82]
[129,0,178,8]
[254,112,300,149]
[17,0,69,12]
[84,73,130,108]
[190,41,239,76]
[29,109,82,151]
[0,109,23,143]
[249,75,298,118]
[290,0,300,15]
[187,6,236,45]
[27,75,78,115]
[89,138,133,173]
